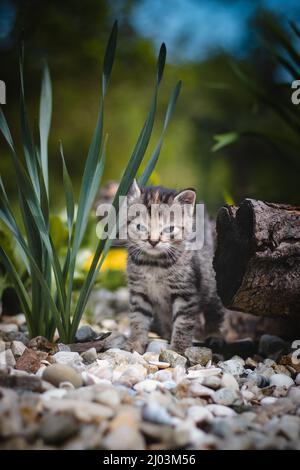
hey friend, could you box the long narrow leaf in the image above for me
[19,47,40,198]
[60,142,74,239]
[140,80,181,186]
[39,62,52,195]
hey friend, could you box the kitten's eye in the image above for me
[163,226,175,234]
[136,223,147,232]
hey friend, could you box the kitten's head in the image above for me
[126,180,196,259]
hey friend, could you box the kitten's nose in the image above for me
[149,239,159,247]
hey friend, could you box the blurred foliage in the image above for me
[2,0,299,215]
[213,17,300,191]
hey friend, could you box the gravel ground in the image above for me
[0,288,300,450]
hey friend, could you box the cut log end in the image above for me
[214,199,300,321]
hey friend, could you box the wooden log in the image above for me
[213,199,300,321]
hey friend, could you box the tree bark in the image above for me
[214,199,300,322]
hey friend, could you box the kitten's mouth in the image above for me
[145,243,162,254]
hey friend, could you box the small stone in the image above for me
[186,367,221,379]
[2,331,28,344]
[102,408,145,450]
[75,325,98,343]
[159,349,187,368]
[246,372,270,388]
[15,348,41,373]
[221,373,239,391]
[88,360,113,381]
[259,334,287,359]
[241,390,255,402]
[114,364,148,386]
[260,397,295,417]
[99,348,133,366]
[269,373,294,388]
[245,357,257,369]
[57,343,71,352]
[140,422,174,443]
[39,413,79,444]
[277,415,300,441]
[0,323,18,333]
[261,397,278,405]
[146,340,169,354]
[66,384,121,409]
[160,380,177,390]
[185,346,212,366]
[142,401,173,425]
[81,347,97,364]
[0,340,6,353]
[148,360,170,369]
[288,387,300,405]
[202,375,222,390]
[219,359,244,376]
[187,406,213,423]
[42,388,67,400]
[11,341,27,358]
[0,349,16,367]
[44,399,114,422]
[214,387,238,406]
[27,336,57,352]
[52,351,83,365]
[189,383,215,398]
[43,364,83,388]
[103,426,145,450]
[134,379,159,393]
[205,404,237,417]
[151,369,173,382]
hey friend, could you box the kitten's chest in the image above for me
[143,267,171,305]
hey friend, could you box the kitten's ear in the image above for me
[174,189,196,208]
[127,179,141,203]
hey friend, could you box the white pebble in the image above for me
[269,373,294,388]
[221,373,239,391]
[205,404,237,417]
[134,379,159,392]
[53,351,83,365]
[261,397,278,405]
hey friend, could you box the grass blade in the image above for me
[140,80,181,186]
[39,62,52,195]
[60,142,74,239]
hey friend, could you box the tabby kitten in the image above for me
[125,180,224,354]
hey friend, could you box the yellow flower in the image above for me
[83,248,127,272]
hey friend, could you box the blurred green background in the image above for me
[1,0,300,214]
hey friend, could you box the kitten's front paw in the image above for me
[124,338,148,354]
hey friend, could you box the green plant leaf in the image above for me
[60,142,74,239]
[39,62,52,195]
[140,80,181,186]
[19,47,40,199]
[212,132,240,152]
[102,20,118,97]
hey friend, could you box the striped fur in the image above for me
[125,181,224,354]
